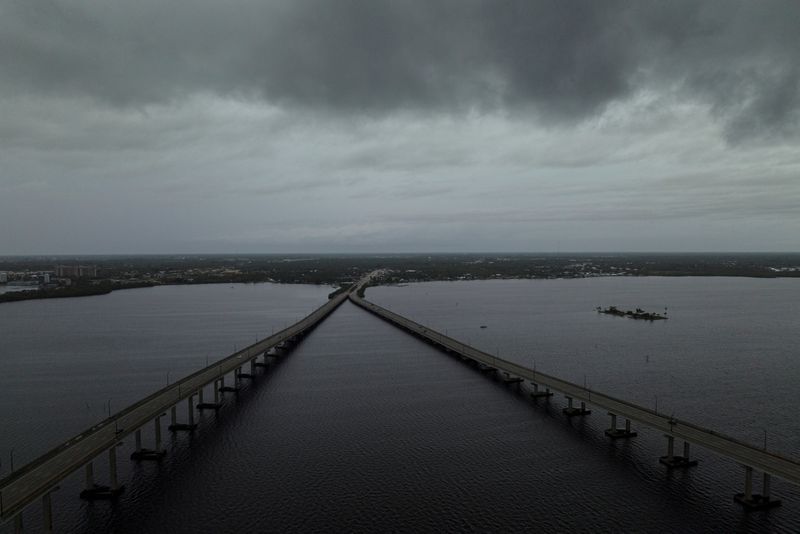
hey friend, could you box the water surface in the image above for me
[2,278,800,532]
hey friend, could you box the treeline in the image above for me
[0,285,113,303]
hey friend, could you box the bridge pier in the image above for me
[80,447,124,500]
[478,363,497,374]
[14,513,23,534]
[85,461,94,489]
[501,372,524,386]
[219,373,240,393]
[562,396,591,417]
[605,413,637,439]
[529,382,553,399]
[168,395,198,431]
[130,416,167,460]
[659,435,698,468]
[237,364,255,380]
[42,491,53,533]
[197,383,222,410]
[734,466,781,510]
[155,415,162,450]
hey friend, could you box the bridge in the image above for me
[2,271,798,531]
[0,288,353,532]
[347,289,800,511]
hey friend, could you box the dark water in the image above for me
[0,283,330,468]
[2,279,800,532]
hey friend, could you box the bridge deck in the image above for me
[349,292,800,488]
[0,291,350,521]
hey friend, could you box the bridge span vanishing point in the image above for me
[2,272,799,531]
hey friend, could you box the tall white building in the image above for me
[0,272,7,283]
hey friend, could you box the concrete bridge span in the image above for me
[0,289,352,532]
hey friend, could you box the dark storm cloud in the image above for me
[2,0,799,139]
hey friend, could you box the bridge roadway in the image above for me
[349,291,800,493]
[0,289,351,525]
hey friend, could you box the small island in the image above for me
[597,306,668,321]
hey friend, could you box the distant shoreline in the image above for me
[2,270,798,305]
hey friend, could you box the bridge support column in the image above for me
[80,447,124,499]
[529,382,553,399]
[42,491,53,533]
[85,461,94,490]
[219,372,240,393]
[501,372,523,386]
[14,514,23,534]
[109,446,119,491]
[155,415,163,450]
[250,359,256,375]
[734,467,781,510]
[197,383,222,411]
[168,395,198,431]
[237,366,255,380]
[131,418,167,460]
[659,435,697,468]
[605,413,637,439]
[562,396,591,417]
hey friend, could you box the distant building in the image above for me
[55,265,98,279]
[0,272,7,283]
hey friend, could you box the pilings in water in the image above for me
[255,351,270,368]
[197,382,222,411]
[659,435,698,469]
[529,382,553,399]
[605,412,637,439]
[562,396,591,417]
[235,362,255,381]
[219,372,240,393]
[734,466,781,510]
[168,394,198,431]
[80,446,124,500]
[130,415,167,460]
[501,372,524,386]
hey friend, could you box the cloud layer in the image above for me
[4,1,800,138]
[1,1,799,253]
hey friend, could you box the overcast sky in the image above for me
[2,1,799,254]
